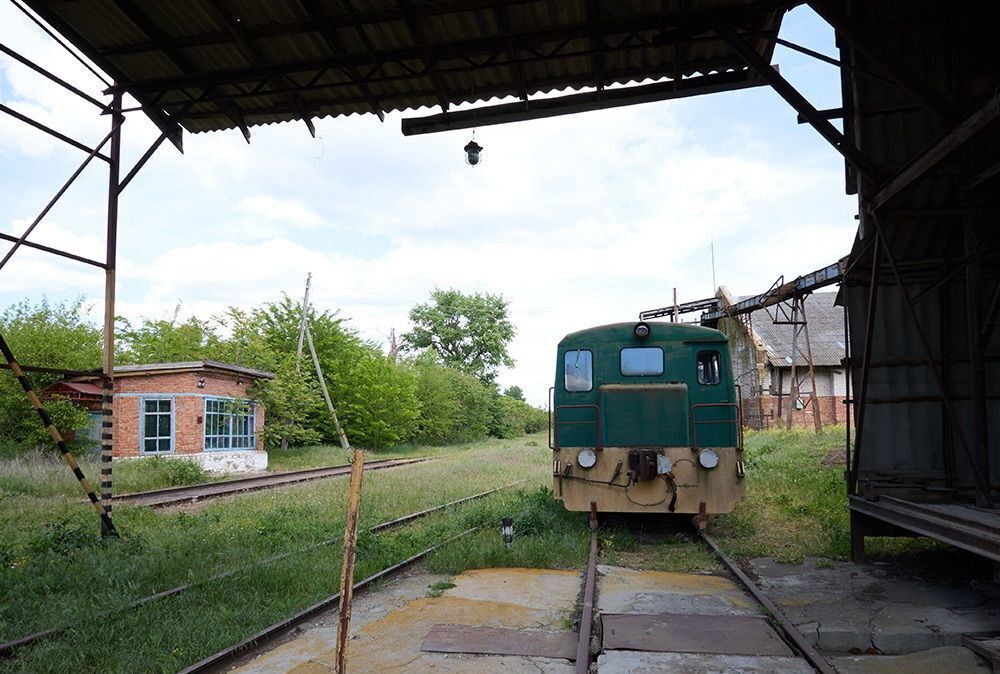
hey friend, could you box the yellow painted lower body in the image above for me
[552,446,745,514]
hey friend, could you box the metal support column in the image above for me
[100,90,123,536]
[851,231,881,497]
[965,221,991,507]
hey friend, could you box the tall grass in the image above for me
[0,451,214,498]
[0,434,552,673]
[713,425,849,562]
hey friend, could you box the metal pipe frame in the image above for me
[0,120,122,272]
[0,103,111,160]
[0,35,178,536]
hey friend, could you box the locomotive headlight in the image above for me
[698,449,720,470]
[577,448,597,469]
[634,322,651,340]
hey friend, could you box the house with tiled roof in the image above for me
[718,290,847,429]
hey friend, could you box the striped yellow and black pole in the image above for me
[0,333,117,536]
[100,378,114,534]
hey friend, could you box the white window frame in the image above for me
[139,396,175,454]
[203,396,256,451]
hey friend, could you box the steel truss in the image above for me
[0,22,182,536]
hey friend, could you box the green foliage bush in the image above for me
[136,456,210,486]
[0,299,99,451]
[0,294,541,457]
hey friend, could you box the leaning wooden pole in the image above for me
[305,324,351,450]
[282,272,312,451]
[335,448,365,674]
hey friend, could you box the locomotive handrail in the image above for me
[690,402,743,451]
[551,403,602,451]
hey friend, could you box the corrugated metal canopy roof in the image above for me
[23,0,794,142]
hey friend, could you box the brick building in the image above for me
[59,361,275,473]
[719,290,847,429]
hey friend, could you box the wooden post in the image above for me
[335,449,365,674]
[281,272,311,452]
[305,324,351,450]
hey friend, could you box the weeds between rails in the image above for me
[0,481,525,659]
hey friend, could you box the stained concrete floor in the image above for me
[228,558,1000,673]
[231,568,580,673]
[750,557,1000,657]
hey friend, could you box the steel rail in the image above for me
[108,458,430,507]
[3,481,525,658]
[575,524,599,673]
[177,528,480,674]
[701,533,835,674]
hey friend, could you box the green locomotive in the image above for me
[550,321,745,521]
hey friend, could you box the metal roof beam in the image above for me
[173,58,753,124]
[152,41,745,114]
[337,0,387,120]
[396,0,451,112]
[205,0,321,134]
[493,1,529,104]
[807,0,957,123]
[869,91,1000,211]
[401,68,765,135]
[96,0,792,57]
[714,19,882,184]
[17,2,183,150]
[125,3,790,95]
[110,0,243,141]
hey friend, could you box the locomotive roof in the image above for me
[559,321,727,346]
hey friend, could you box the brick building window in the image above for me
[141,397,174,453]
[204,397,256,450]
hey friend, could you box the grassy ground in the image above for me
[713,425,850,562]
[0,433,565,673]
[2,426,968,672]
[0,434,546,500]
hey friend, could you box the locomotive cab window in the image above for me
[621,347,664,376]
[564,349,593,392]
[697,350,721,385]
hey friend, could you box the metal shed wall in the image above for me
[841,0,1000,505]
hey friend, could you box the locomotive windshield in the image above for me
[564,349,593,391]
[620,347,664,376]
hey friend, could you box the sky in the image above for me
[0,5,858,406]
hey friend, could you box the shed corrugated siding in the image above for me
[842,0,1000,491]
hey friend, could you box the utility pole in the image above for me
[296,272,312,371]
[387,327,399,362]
[282,272,312,451]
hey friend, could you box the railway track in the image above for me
[2,480,525,660]
[573,522,835,673]
[110,457,429,508]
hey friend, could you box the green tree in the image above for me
[117,305,219,364]
[0,298,101,452]
[503,385,525,401]
[402,289,515,385]
[341,353,419,450]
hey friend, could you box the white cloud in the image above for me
[236,195,327,229]
[0,7,859,406]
